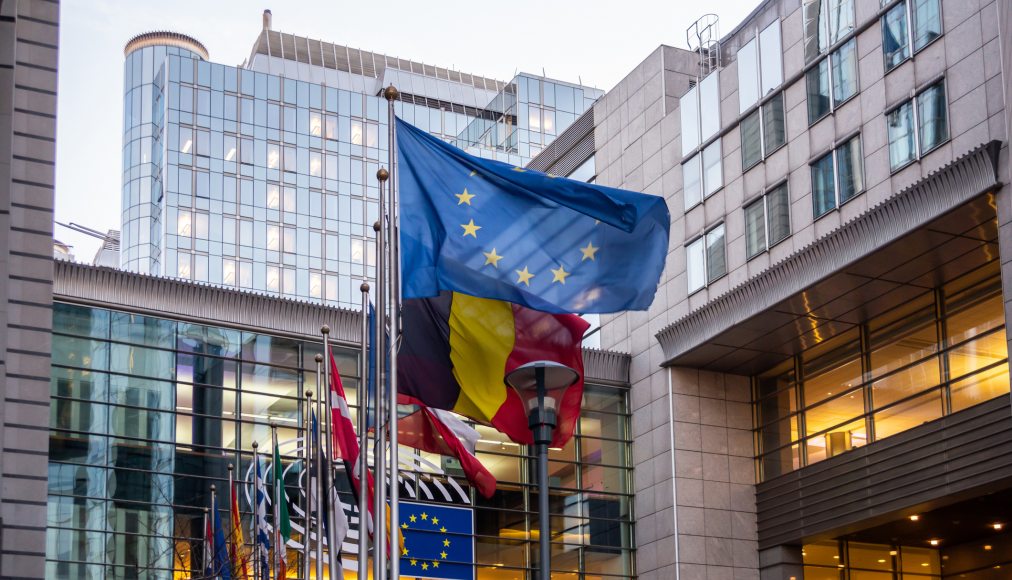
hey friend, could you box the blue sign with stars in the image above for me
[397,117,670,315]
[399,500,475,580]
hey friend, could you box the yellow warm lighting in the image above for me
[985,545,993,551]
[909,515,920,521]
[929,539,940,546]
[992,522,1004,531]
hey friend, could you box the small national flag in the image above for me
[398,292,589,447]
[203,510,214,579]
[272,439,291,578]
[328,349,375,522]
[212,496,233,579]
[397,117,670,314]
[399,501,475,580]
[229,477,249,578]
[311,410,350,576]
[253,453,271,579]
[397,405,496,498]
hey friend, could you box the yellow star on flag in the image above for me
[580,242,599,261]
[443,539,451,547]
[410,559,417,566]
[455,188,475,205]
[483,248,503,268]
[551,265,570,284]
[433,561,440,568]
[421,563,429,571]
[402,547,409,556]
[421,512,428,520]
[440,526,447,533]
[515,266,534,287]
[401,523,408,529]
[440,551,448,559]
[460,220,481,238]
[469,170,477,177]
[511,167,526,172]
[431,517,440,526]
[409,515,417,523]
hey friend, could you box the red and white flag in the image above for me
[328,348,375,525]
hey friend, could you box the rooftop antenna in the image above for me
[686,13,720,78]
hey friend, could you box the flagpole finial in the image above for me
[227,463,233,472]
[360,282,370,292]
[204,507,209,513]
[269,419,277,428]
[252,441,259,450]
[210,484,216,492]
[306,389,314,398]
[373,220,381,233]
[377,167,389,181]
[321,325,331,335]
[383,84,398,101]
[314,354,323,363]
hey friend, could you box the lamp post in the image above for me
[504,361,579,580]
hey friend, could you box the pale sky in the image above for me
[55,0,757,260]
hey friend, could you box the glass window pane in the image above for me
[869,303,937,378]
[917,82,947,153]
[687,238,705,293]
[870,358,940,409]
[737,38,760,113]
[759,20,783,95]
[875,389,943,440]
[705,225,726,283]
[836,136,863,203]
[912,0,942,50]
[887,100,916,169]
[683,155,702,210]
[740,110,763,170]
[744,198,766,257]
[699,71,721,142]
[948,329,1007,381]
[848,542,894,572]
[882,3,910,71]
[761,443,799,480]
[828,0,855,43]
[806,418,866,464]
[811,152,836,217]
[680,85,700,153]
[831,39,858,104]
[807,59,831,124]
[766,183,791,245]
[803,0,830,62]
[950,362,1009,412]
[901,546,940,575]
[946,285,1003,346]
[703,139,722,196]
[762,93,786,153]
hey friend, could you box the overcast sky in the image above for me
[55,0,756,259]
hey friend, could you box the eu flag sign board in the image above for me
[399,500,475,580]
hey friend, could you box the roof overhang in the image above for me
[657,140,1003,374]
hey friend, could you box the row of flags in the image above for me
[196,108,670,577]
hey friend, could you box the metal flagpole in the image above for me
[226,464,235,580]
[373,169,388,580]
[313,356,324,580]
[252,443,261,580]
[358,282,371,580]
[303,390,314,580]
[321,326,342,577]
[203,507,210,580]
[383,84,401,580]
[270,423,281,580]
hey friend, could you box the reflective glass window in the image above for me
[680,85,700,153]
[912,0,941,50]
[887,100,915,169]
[917,82,947,154]
[683,155,702,210]
[687,237,705,293]
[705,225,726,283]
[882,3,909,71]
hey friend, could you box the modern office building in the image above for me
[119,13,601,309]
[530,0,1012,578]
[0,0,61,578]
[46,260,634,579]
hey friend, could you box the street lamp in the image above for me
[504,361,580,580]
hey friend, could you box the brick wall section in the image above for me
[0,1,59,578]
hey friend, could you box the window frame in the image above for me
[686,222,727,295]
[880,0,944,73]
[740,92,787,172]
[682,138,724,211]
[744,181,792,260]
[810,135,865,219]
[885,79,949,172]
[737,19,785,114]
[806,37,859,126]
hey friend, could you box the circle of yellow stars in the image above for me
[455,168,601,289]
[401,510,451,571]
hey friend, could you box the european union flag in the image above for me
[397,118,670,314]
[399,500,475,580]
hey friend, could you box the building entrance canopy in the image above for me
[657,141,1002,376]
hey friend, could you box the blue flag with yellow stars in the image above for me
[397,118,670,314]
[399,500,475,580]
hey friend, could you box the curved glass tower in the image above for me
[121,32,208,274]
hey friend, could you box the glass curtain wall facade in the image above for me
[121,38,601,310]
[46,301,634,579]
[754,260,1009,481]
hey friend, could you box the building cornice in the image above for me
[656,140,1003,367]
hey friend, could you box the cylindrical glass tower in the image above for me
[121,32,207,274]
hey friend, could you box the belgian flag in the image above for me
[398,292,589,448]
